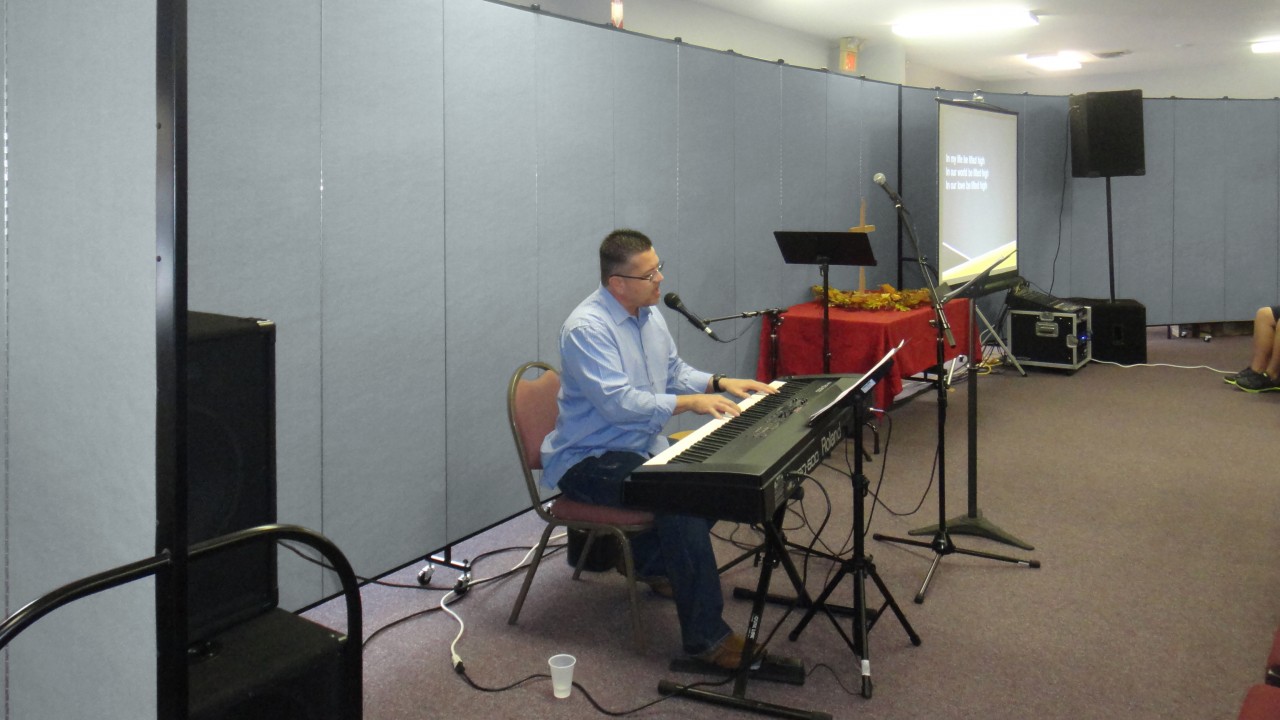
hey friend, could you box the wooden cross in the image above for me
[849,197,876,292]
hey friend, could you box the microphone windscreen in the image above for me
[873,172,887,186]
[663,292,681,309]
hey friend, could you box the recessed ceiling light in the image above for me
[1023,52,1082,71]
[1252,39,1280,54]
[892,8,1038,39]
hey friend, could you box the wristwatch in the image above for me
[712,374,726,392]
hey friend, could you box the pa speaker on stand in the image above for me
[1069,89,1147,309]
[1069,89,1145,179]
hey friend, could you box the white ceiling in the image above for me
[685,0,1280,85]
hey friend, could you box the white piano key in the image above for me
[645,380,787,466]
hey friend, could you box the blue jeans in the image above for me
[557,451,733,656]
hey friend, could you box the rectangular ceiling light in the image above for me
[1024,52,1083,71]
[893,8,1038,38]
[1252,39,1280,54]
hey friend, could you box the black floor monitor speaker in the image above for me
[188,608,351,720]
[1069,89,1145,178]
[1068,298,1147,364]
[186,311,278,644]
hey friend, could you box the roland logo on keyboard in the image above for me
[786,424,845,482]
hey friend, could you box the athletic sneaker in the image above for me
[1225,367,1262,385]
[1234,370,1280,392]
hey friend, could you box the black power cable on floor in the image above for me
[453,661,734,717]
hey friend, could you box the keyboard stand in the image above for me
[657,505,833,720]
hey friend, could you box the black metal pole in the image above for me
[936,301,1034,550]
[1106,175,1116,302]
[155,0,188,717]
[821,261,831,374]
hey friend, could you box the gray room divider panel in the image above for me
[779,66,835,299]
[1066,172,1110,298]
[896,86,935,288]
[612,32,679,263]
[1109,99,1174,318]
[1221,101,1279,321]
[187,0,325,611]
[996,93,1072,294]
[611,30,686,424]
[671,44,739,396]
[443,0,542,540]
[824,75,866,243]
[732,56,784,379]
[1172,99,1230,323]
[319,0,447,593]
[175,0,1280,606]
[535,16,617,369]
[849,79,903,292]
[7,1,157,717]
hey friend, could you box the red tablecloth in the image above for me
[756,299,971,409]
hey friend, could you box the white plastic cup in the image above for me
[548,653,576,698]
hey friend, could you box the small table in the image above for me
[756,299,971,410]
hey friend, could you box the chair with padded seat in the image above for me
[1238,683,1280,720]
[505,361,655,649]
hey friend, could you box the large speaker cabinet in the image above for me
[186,311,278,643]
[189,608,350,720]
[1067,298,1148,365]
[1069,89,1146,178]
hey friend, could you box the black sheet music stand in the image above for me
[874,252,1039,604]
[911,254,1037,551]
[785,343,920,699]
[774,231,876,373]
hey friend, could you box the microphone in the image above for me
[872,172,904,207]
[664,292,721,341]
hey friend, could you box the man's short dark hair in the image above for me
[599,229,653,285]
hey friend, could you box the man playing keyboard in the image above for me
[541,229,776,670]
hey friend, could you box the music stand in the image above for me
[774,231,876,373]
[875,253,1039,603]
[786,342,920,699]
[902,256,1037,551]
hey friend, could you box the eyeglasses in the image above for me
[612,261,664,283]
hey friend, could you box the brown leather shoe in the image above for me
[698,633,748,670]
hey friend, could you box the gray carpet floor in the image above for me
[305,327,1278,719]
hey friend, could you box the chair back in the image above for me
[508,362,560,506]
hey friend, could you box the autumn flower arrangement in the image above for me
[811,283,932,311]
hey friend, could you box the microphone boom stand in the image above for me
[871,190,1037,604]
[705,308,787,380]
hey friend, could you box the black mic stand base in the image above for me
[872,528,1039,604]
[906,508,1035,551]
